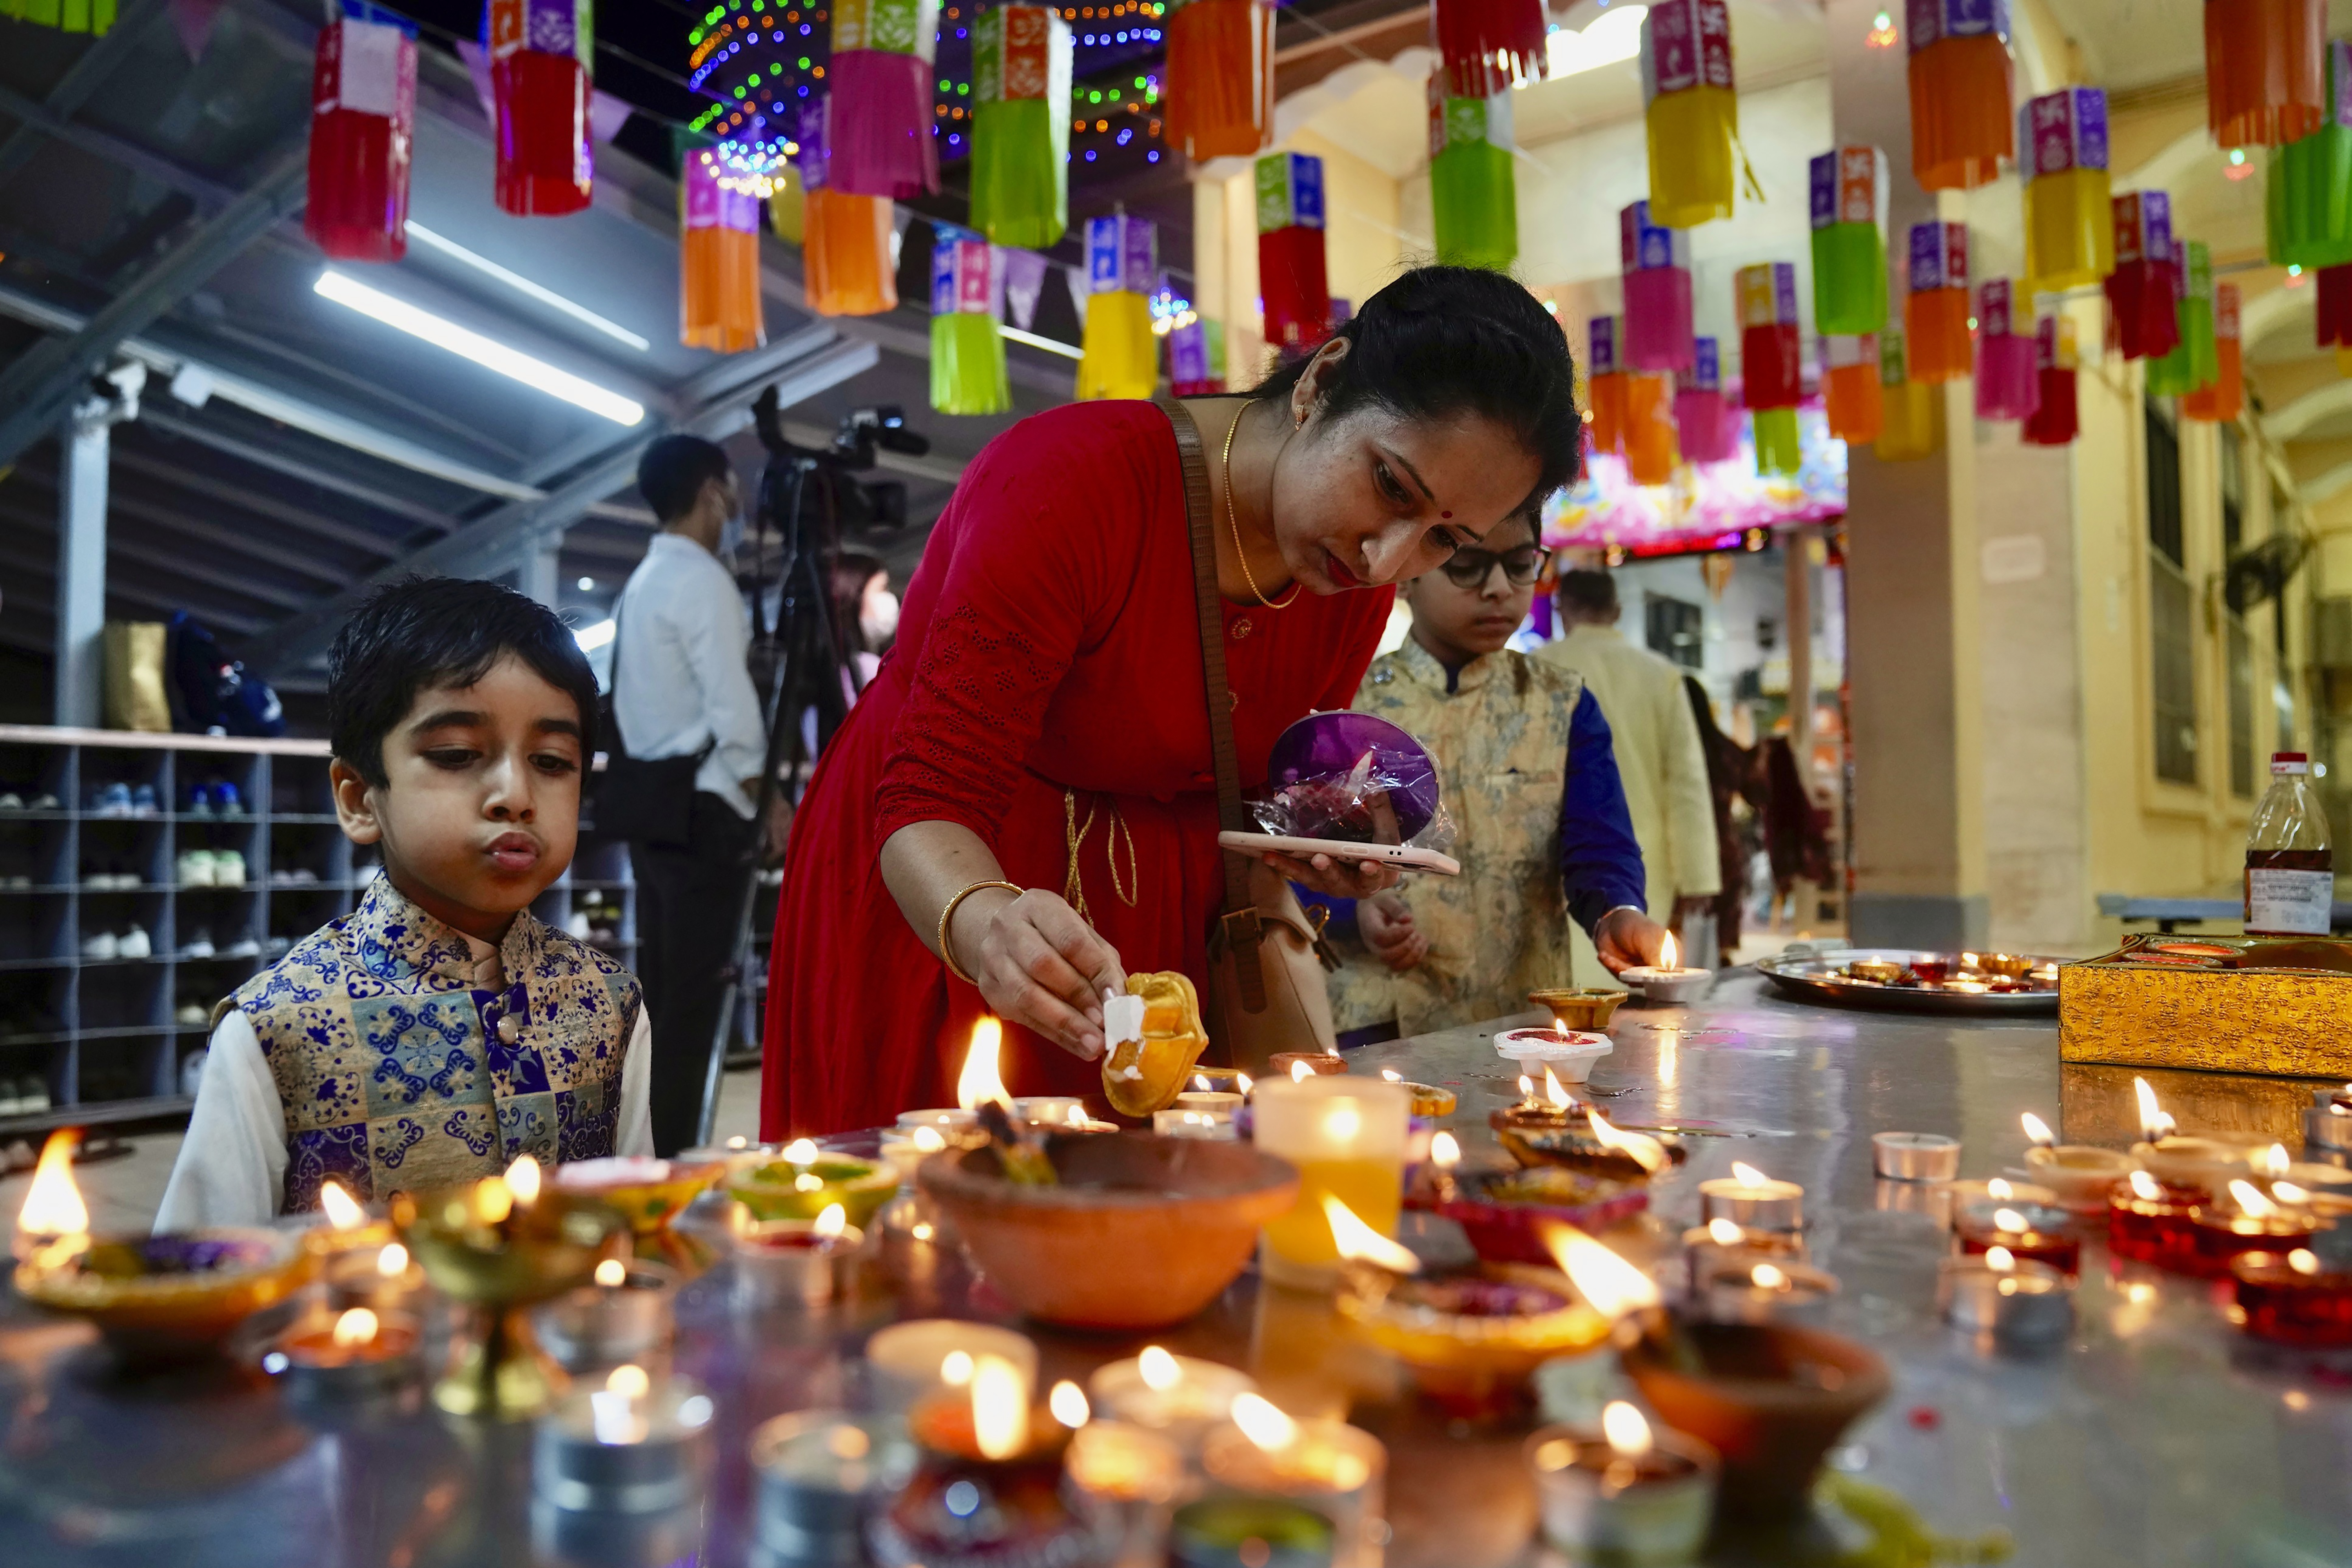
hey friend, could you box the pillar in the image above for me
[55,408,109,730]
[517,537,563,609]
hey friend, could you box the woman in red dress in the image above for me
[761,267,1583,1137]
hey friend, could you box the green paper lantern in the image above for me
[970,4,1072,248]
[2145,240,2217,398]
[1428,83,1516,273]
[2267,40,2352,271]
[930,234,1011,415]
[1752,406,1802,477]
[1809,145,1889,336]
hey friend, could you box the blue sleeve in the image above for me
[1561,687,1649,935]
[1293,888,1359,941]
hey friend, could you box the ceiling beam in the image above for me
[131,409,463,540]
[0,540,266,633]
[0,1,167,192]
[0,147,308,471]
[106,440,418,557]
[0,81,243,212]
[0,501,314,613]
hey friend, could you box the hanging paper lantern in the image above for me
[1639,0,1737,229]
[2184,284,2245,422]
[1621,201,1694,373]
[2147,241,2217,398]
[2205,0,2324,149]
[2019,87,2112,292]
[1165,0,1274,161]
[686,0,799,192]
[2105,192,2180,362]
[305,4,418,263]
[1823,334,1883,444]
[1428,82,1517,273]
[1433,0,1547,98]
[1809,145,1889,336]
[1078,215,1160,401]
[2319,262,2352,353]
[1170,317,1227,395]
[1736,262,1802,477]
[1908,0,2011,191]
[826,0,942,199]
[2267,41,2352,270]
[971,4,1071,248]
[1622,373,1678,486]
[1,0,113,34]
[681,148,765,351]
[798,112,899,319]
[2022,314,2080,446]
[1675,338,1735,464]
[1972,279,2038,422]
[1585,317,1629,457]
[1257,152,1330,355]
[930,234,1011,416]
[1903,221,1973,383]
[488,0,592,216]
[769,164,806,244]
[1875,328,1941,461]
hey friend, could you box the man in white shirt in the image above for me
[612,436,767,1154]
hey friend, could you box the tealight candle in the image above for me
[1697,1163,1803,1233]
[1681,1218,1806,1295]
[1908,955,1952,983]
[1175,1089,1244,1120]
[1200,1396,1387,1568]
[2232,1248,2352,1348]
[2303,1097,2352,1153]
[1954,1201,2080,1275]
[537,1257,678,1371]
[1871,1132,1959,1182]
[1065,1419,1185,1568]
[748,1410,918,1567]
[324,1238,425,1312]
[1943,1176,2058,1220]
[865,1319,1039,1415]
[1618,931,1711,1003]
[732,1204,862,1309]
[1252,1075,1411,1289]
[1089,1346,1259,1448]
[2131,1136,2261,1196]
[1268,1051,1348,1079]
[1154,1108,1240,1140]
[264,1306,420,1401]
[1937,1251,2073,1346]
[2189,1180,2320,1276]
[534,1363,715,1513]
[2108,1169,2203,1268]
[1526,1402,1718,1567]
[2018,1113,2134,1213]
[897,1108,978,1140]
[1011,1095,1083,1128]
[1697,1259,1841,1326]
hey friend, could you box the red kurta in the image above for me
[760,401,1393,1137]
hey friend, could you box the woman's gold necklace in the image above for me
[1223,401,1301,611]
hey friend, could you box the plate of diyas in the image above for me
[1754,946,2062,1014]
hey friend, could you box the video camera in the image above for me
[751,390,929,535]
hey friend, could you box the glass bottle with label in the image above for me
[2245,752,2333,936]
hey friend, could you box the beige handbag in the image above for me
[1156,398,1340,1074]
[102,621,171,733]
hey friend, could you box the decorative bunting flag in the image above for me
[2020,87,2112,292]
[971,4,1072,248]
[2183,284,2244,421]
[1256,152,1330,355]
[1823,334,1883,444]
[1639,0,1737,228]
[799,109,900,318]
[168,0,223,58]
[1809,146,1889,336]
[2267,41,2352,271]
[489,0,593,216]
[2205,0,2325,148]
[2146,240,2217,398]
[827,0,943,198]
[1002,246,1050,331]
[1674,337,1735,464]
[1875,327,1941,460]
[1735,261,1802,476]
[2105,192,2180,361]
[1972,279,2039,422]
[2023,314,2080,445]
[1165,0,1274,160]
[1622,201,1694,373]
[1429,84,1517,272]
[1433,0,1548,99]
[931,235,1011,415]
[1907,0,2011,190]
[1586,317,1628,457]
[305,4,419,263]
[1077,214,1160,401]
[681,147,765,350]
[1903,220,1973,383]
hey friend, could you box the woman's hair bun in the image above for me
[1250,266,1583,509]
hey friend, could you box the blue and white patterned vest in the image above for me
[234,878,639,1215]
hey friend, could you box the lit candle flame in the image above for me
[18,1129,88,1238]
[726,1135,749,1149]
[608,1363,651,1398]
[1986,1178,2013,1201]
[1601,1400,1653,1457]
[2129,1169,2162,1201]
[795,1173,825,1192]
[595,1258,627,1287]
[2020,1113,2055,1147]
[504,1154,541,1209]
[2265,1144,2290,1179]
[1543,1224,1662,1317]
[1542,1065,1573,1110]
[1067,1104,1089,1126]
[912,1126,946,1153]
[1707,1218,1744,1245]
[1961,952,1979,969]
[320,1180,367,1232]
[971,1354,1029,1460]
[814,1202,847,1240]
[1993,1207,2027,1233]
[1659,930,1680,972]
[1731,1162,1771,1189]
[1236,1073,1253,1095]
[331,1307,379,1349]
[1985,1245,2015,1271]
[956,1019,1012,1112]
[2290,1249,2321,1276]
[1230,1392,1299,1453]
[784,1138,820,1164]
[911,1222,935,1242]
[1326,1104,1361,1140]
[1194,1074,1212,1092]
[1138,1345,1181,1391]
[377,1242,408,1278]
[1380,1068,1402,1082]
[1049,1379,1089,1428]
[2132,1077,2175,1141]
[2229,1179,2278,1219]
[1517,1074,1536,1104]
[1586,1109,1669,1175]
[2276,1182,2310,1204]
[1751,1263,1788,1289]
[941,1350,974,1386]
[1321,1193,1421,1273]
[1290,1060,1312,1084]
[1430,1131,1462,1169]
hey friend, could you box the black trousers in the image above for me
[632,791,756,1156]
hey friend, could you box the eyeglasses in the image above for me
[1439,546,1549,589]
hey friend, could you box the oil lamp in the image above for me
[2018,1111,2134,1213]
[1090,1343,1259,1448]
[2109,1168,2202,1269]
[2189,1180,2321,1276]
[267,1304,421,1401]
[872,1353,1089,1568]
[1954,1201,2080,1274]
[1619,930,1712,1004]
[1697,1162,1804,1233]
[2232,1246,2352,1347]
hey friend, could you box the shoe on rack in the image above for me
[179,927,215,960]
[222,935,261,960]
[2,875,28,891]
[175,1002,209,1026]
[131,784,158,815]
[81,930,119,961]
[20,1077,50,1114]
[89,782,132,818]
[184,783,214,816]
[0,793,20,812]
[26,793,57,812]
[178,850,217,887]
[211,850,247,888]
[118,924,151,961]
[212,781,246,817]
[291,867,317,885]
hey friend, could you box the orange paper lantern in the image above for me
[1907,0,2011,191]
[1164,0,1274,161]
[681,149,764,351]
[2205,0,2325,149]
[1904,220,1973,383]
[1823,334,1884,444]
[2183,283,2245,421]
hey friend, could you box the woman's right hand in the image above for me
[950,886,1127,1060]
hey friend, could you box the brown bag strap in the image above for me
[1157,395,1268,1011]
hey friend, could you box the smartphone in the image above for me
[1217,831,1461,877]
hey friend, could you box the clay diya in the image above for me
[1528,988,1627,1031]
[1336,1258,1614,1421]
[1491,1084,1684,1180]
[1373,1069,1456,1119]
[1494,1027,1614,1084]
[730,1141,901,1231]
[1843,958,1903,985]
[15,1228,313,1363]
[1410,1165,1650,1267]
[1267,1051,1348,1079]
[916,1131,1297,1329]
[554,1157,724,1236]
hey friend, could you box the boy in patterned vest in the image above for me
[158,580,654,1228]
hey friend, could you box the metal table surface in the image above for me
[4,972,2351,1568]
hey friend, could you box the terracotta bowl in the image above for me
[916,1132,1299,1330]
[1621,1319,1890,1519]
[1528,989,1626,1031]
[14,1229,314,1361]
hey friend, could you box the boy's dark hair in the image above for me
[637,434,732,524]
[328,577,601,787]
[1555,568,1620,619]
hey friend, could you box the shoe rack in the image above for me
[0,726,636,1137]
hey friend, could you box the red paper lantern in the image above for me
[2022,315,2079,446]
[1586,316,1627,456]
[1675,337,1735,465]
[2205,0,2325,149]
[2105,192,2180,362]
[2184,284,2245,422]
[1165,0,1274,161]
[305,9,417,262]
[1735,262,1802,409]
[2318,262,2352,350]
[1434,0,1547,99]
[1257,152,1330,354]
[489,0,592,215]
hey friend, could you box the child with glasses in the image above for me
[1321,515,1672,1044]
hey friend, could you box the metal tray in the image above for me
[1754,946,2062,1015]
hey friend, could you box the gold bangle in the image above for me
[937,880,1022,985]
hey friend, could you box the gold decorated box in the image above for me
[2058,932,2352,1081]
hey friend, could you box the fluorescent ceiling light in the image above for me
[405,222,652,352]
[999,323,1084,360]
[314,270,646,426]
[1535,5,1646,81]
[574,618,616,652]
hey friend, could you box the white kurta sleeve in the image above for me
[154,1013,288,1233]
[615,1008,655,1157]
